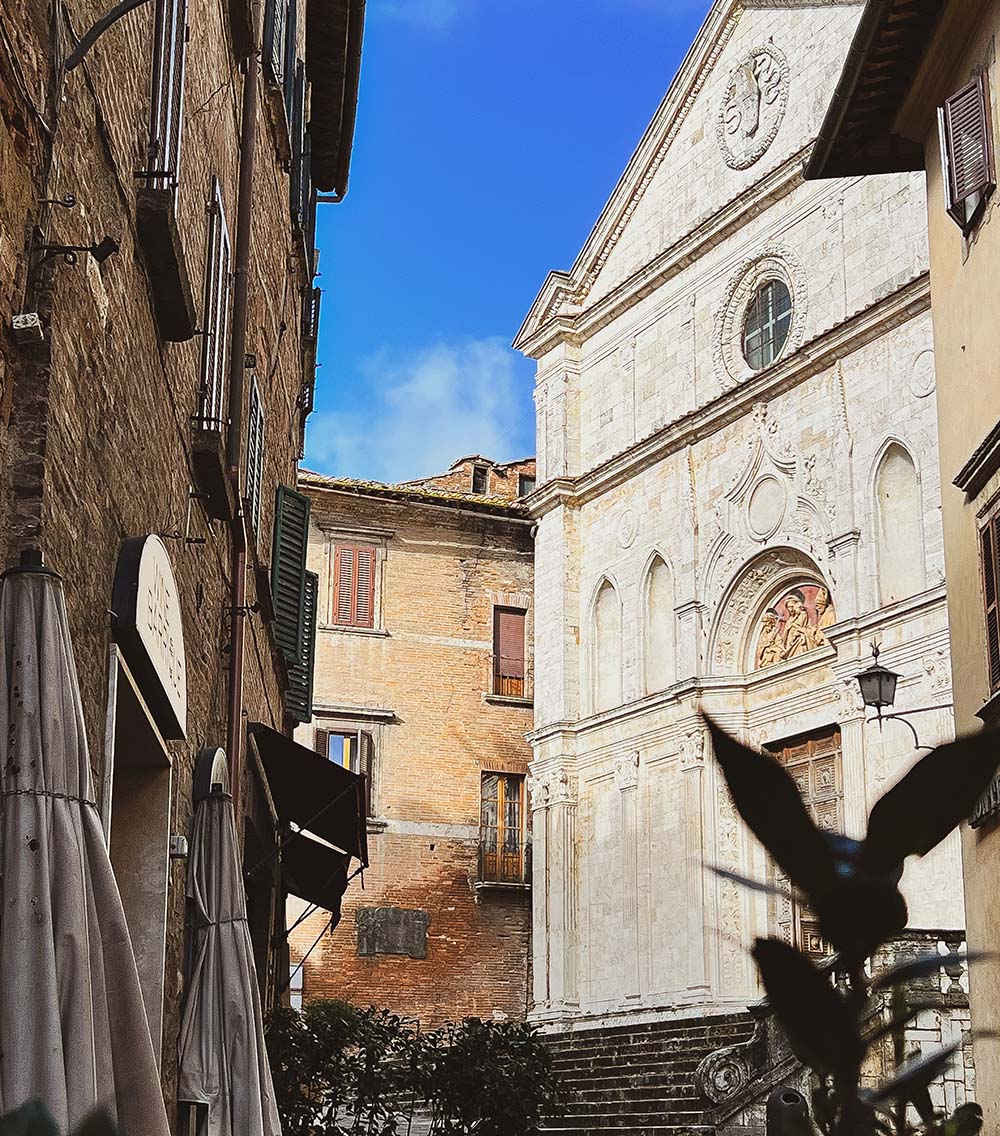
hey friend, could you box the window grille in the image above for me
[146,0,188,193]
[332,545,376,629]
[939,72,995,233]
[197,177,231,430]
[742,279,792,370]
[479,774,528,884]
[245,376,265,538]
[493,608,526,698]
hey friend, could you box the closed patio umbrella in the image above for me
[0,553,170,1135]
[177,782,280,1136]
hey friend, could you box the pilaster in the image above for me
[614,750,641,999]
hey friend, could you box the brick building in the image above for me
[289,456,536,1026]
[0,0,365,1124]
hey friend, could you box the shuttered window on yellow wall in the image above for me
[332,545,376,629]
[981,519,1000,694]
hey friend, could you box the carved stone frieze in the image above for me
[529,768,578,810]
[679,730,706,770]
[716,44,790,170]
[613,750,640,791]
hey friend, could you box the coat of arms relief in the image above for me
[717,44,789,170]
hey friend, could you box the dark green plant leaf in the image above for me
[871,952,985,992]
[869,1043,959,1119]
[753,938,858,1076]
[707,719,836,901]
[71,1112,119,1136]
[0,1102,59,1136]
[860,732,1000,876]
[939,1102,984,1136]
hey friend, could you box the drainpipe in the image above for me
[225,28,261,819]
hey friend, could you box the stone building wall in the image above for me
[516,0,963,1033]
[400,455,537,503]
[289,472,535,1026]
[0,0,326,1115]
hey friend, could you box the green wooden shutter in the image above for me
[286,570,318,723]
[271,484,310,662]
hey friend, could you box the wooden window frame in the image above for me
[145,0,188,195]
[197,177,231,429]
[479,772,527,885]
[332,544,378,630]
[980,513,1000,696]
[471,464,489,494]
[314,726,375,817]
[493,606,527,698]
[939,70,996,234]
[518,474,536,497]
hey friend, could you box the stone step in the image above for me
[541,1125,712,1136]
[561,1101,703,1119]
[546,1024,752,1052]
[561,1083,698,1102]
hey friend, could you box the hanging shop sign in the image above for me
[112,534,187,739]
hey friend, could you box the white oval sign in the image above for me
[112,534,187,739]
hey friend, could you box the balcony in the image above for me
[485,658,533,707]
[476,834,531,892]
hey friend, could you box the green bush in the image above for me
[265,1003,559,1135]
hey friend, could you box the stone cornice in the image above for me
[540,274,930,512]
[517,147,814,359]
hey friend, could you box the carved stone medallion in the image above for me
[618,507,639,549]
[717,44,789,170]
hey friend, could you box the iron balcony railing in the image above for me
[477,832,531,886]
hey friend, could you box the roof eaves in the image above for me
[306,0,365,197]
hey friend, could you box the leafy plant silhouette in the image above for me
[707,717,999,1136]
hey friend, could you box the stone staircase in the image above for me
[541,1013,757,1136]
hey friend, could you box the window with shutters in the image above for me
[314,727,375,817]
[332,545,377,629]
[289,59,316,276]
[197,177,231,430]
[286,571,318,723]
[271,485,311,664]
[493,607,527,698]
[939,71,996,233]
[144,0,188,194]
[980,515,1000,696]
[262,0,287,88]
[245,375,265,539]
[479,773,528,885]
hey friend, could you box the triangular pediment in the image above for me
[514,0,864,356]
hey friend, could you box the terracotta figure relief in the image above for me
[753,583,835,670]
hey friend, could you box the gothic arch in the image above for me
[708,547,834,675]
[870,439,925,606]
[641,551,676,695]
[589,575,623,714]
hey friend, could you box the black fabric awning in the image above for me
[283,832,350,923]
[249,722,369,866]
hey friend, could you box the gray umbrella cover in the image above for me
[0,570,171,1135]
[177,791,281,1136]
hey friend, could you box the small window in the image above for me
[493,607,526,698]
[480,773,527,884]
[472,464,489,494]
[262,0,287,87]
[245,375,265,539]
[145,0,188,194]
[315,727,375,816]
[332,544,377,629]
[939,72,995,233]
[518,474,536,497]
[197,177,231,429]
[288,961,303,1010]
[980,516,1000,695]
[742,279,792,371]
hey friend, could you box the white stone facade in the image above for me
[516,0,963,1031]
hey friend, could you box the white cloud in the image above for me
[305,336,535,484]
[369,0,461,31]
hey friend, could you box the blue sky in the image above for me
[304,0,713,484]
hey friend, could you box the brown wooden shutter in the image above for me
[355,549,375,628]
[357,731,374,817]
[333,547,354,624]
[313,727,330,758]
[494,608,526,697]
[941,73,995,229]
[982,519,1000,692]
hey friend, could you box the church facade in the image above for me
[515,0,963,1043]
